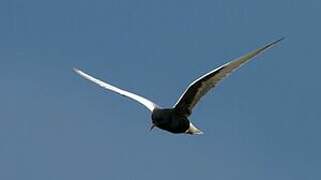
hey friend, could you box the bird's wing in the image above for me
[74,68,158,112]
[173,38,284,116]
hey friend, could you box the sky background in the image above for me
[1,0,321,179]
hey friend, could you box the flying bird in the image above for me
[74,38,284,135]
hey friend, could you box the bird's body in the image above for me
[151,108,190,134]
[74,38,284,135]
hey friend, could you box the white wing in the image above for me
[74,68,158,112]
[174,38,284,116]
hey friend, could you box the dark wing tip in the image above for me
[255,37,285,56]
[265,37,285,49]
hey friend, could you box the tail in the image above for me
[185,122,203,135]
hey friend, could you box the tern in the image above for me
[74,38,283,135]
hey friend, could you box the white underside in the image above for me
[186,122,203,135]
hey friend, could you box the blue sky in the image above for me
[1,0,320,179]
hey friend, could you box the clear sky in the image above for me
[1,0,320,179]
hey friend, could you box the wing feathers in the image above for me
[74,68,158,112]
[174,38,284,116]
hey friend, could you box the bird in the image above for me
[74,38,284,135]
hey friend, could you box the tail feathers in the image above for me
[186,122,203,135]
